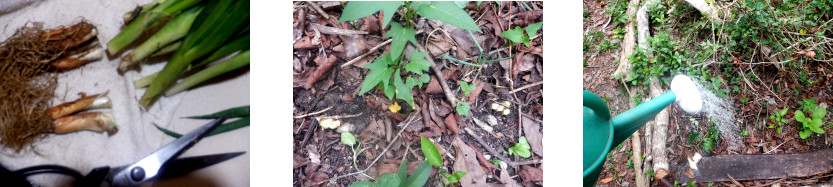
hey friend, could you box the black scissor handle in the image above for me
[3,165,110,187]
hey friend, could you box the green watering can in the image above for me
[583,75,703,186]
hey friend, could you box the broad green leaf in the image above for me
[779,108,789,115]
[341,132,357,147]
[509,136,532,158]
[702,139,714,153]
[348,181,374,187]
[800,130,812,139]
[338,1,403,28]
[421,137,443,167]
[502,26,525,43]
[813,108,827,120]
[794,110,806,122]
[526,22,543,36]
[383,22,417,60]
[405,51,431,74]
[416,1,482,33]
[403,161,431,187]
[421,74,430,83]
[810,123,825,134]
[394,70,416,108]
[384,83,395,100]
[447,171,467,184]
[453,1,468,8]
[377,173,401,187]
[521,34,531,47]
[406,77,419,89]
[359,56,394,95]
[456,102,470,116]
[397,159,408,186]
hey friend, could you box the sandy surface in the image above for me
[0,0,250,186]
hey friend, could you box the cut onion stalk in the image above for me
[41,21,98,50]
[46,91,111,119]
[52,112,117,135]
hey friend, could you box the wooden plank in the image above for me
[676,149,833,183]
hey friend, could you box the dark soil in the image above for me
[293,1,544,186]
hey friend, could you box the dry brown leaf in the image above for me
[522,116,544,157]
[293,55,338,89]
[425,76,443,94]
[293,36,317,49]
[466,80,484,104]
[599,177,613,184]
[518,10,543,26]
[452,137,488,187]
[519,165,543,182]
[294,153,309,169]
[426,33,454,56]
[445,114,459,134]
[498,169,522,187]
[360,15,379,35]
[517,54,536,72]
[376,159,401,176]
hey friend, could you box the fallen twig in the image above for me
[727,174,744,187]
[293,106,333,119]
[464,127,543,167]
[305,1,329,19]
[414,43,459,105]
[508,80,543,94]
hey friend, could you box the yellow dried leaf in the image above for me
[388,102,401,113]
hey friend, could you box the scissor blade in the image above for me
[157,151,246,180]
[110,117,227,186]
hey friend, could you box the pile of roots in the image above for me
[0,21,100,151]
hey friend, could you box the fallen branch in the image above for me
[414,42,459,105]
[310,23,368,35]
[611,0,639,80]
[464,127,543,167]
[305,1,329,19]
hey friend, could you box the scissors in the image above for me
[1,117,246,187]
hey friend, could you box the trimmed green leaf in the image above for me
[421,137,443,167]
[153,123,184,138]
[394,70,416,108]
[508,136,532,158]
[338,1,403,28]
[383,22,417,60]
[359,55,395,95]
[403,161,432,187]
[502,26,525,43]
[405,51,431,74]
[348,181,374,187]
[456,102,470,116]
[341,132,357,147]
[795,110,806,123]
[416,1,482,32]
[526,22,543,36]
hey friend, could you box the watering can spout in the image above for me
[610,75,702,146]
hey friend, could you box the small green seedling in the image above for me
[501,22,542,47]
[508,136,532,158]
[459,81,475,96]
[341,132,372,179]
[794,99,827,139]
[420,137,467,186]
[769,107,789,134]
[456,102,470,116]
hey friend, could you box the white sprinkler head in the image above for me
[671,75,702,114]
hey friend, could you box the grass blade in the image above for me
[154,116,250,138]
[185,105,249,119]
